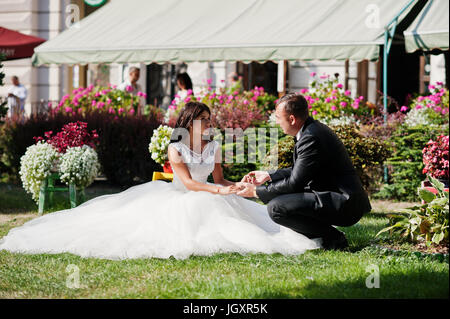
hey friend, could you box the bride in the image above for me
[0,102,321,260]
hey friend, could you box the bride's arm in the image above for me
[168,144,236,195]
[211,144,236,187]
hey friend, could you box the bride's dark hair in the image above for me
[170,102,212,143]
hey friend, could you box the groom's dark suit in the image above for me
[255,116,372,239]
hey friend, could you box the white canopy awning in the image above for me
[404,0,449,53]
[32,0,417,66]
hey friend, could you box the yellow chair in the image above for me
[152,171,174,182]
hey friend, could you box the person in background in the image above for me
[118,66,144,114]
[227,72,243,94]
[176,72,193,101]
[7,76,27,118]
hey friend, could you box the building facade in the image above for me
[0,0,447,115]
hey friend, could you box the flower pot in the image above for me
[421,180,449,197]
[163,161,173,173]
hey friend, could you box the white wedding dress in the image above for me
[0,140,321,260]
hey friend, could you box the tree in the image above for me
[0,53,8,120]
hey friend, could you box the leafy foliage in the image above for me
[261,124,390,191]
[0,112,163,186]
[0,53,8,120]
[377,176,449,246]
[375,124,449,201]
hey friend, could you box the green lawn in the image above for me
[0,183,448,299]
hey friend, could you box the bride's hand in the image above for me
[218,185,239,195]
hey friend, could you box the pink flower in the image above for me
[118,108,124,114]
[300,88,308,94]
[65,107,73,113]
[184,97,191,103]
[340,102,347,107]
[126,85,133,93]
[400,106,408,112]
[129,108,135,115]
[243,100,249,105]
[106,98,112,105]
[344,90,351,96]
[331,105,337,111]
[92,100,97,107]
[97,102,105,109]
[187,89,193,95]
[312,110,318,115]
[325,97,332,103]
[108,107,115,114]
[428,85,435,91]
[310,72,316,77]
[336,83,343,89]
[206,78,213,85]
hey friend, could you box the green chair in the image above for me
[38,173,85,215]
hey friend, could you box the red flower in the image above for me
[422,135,449,179]
[35,121,99,153]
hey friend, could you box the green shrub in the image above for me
[0,112,163,187]
[260,124,390,192]
[375,124,449,202]
[0,53,7,120]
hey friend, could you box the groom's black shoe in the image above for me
[321,231,349,251]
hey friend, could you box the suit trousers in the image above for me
[266,191,364,239]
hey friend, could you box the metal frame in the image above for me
[383,0,418,124]
[382,0,417,182]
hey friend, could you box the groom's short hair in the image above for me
[277,93,309,120]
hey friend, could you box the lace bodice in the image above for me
[168,140,219,191]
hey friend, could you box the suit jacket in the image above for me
[256,116,372,221]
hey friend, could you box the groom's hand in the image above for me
[241,171,271,186]
[236,182,257,198]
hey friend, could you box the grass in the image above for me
[0,182,448,299]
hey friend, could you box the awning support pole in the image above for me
[382,0,417,183]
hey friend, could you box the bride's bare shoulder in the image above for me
[168,142,183,157]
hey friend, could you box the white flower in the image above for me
[59,145,100,188]
[148,125,174,165]
[404,107,434,127]
[19,141,60,203]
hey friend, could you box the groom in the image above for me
[236,93,372,250]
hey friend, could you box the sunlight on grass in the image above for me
[0,184,448,299]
